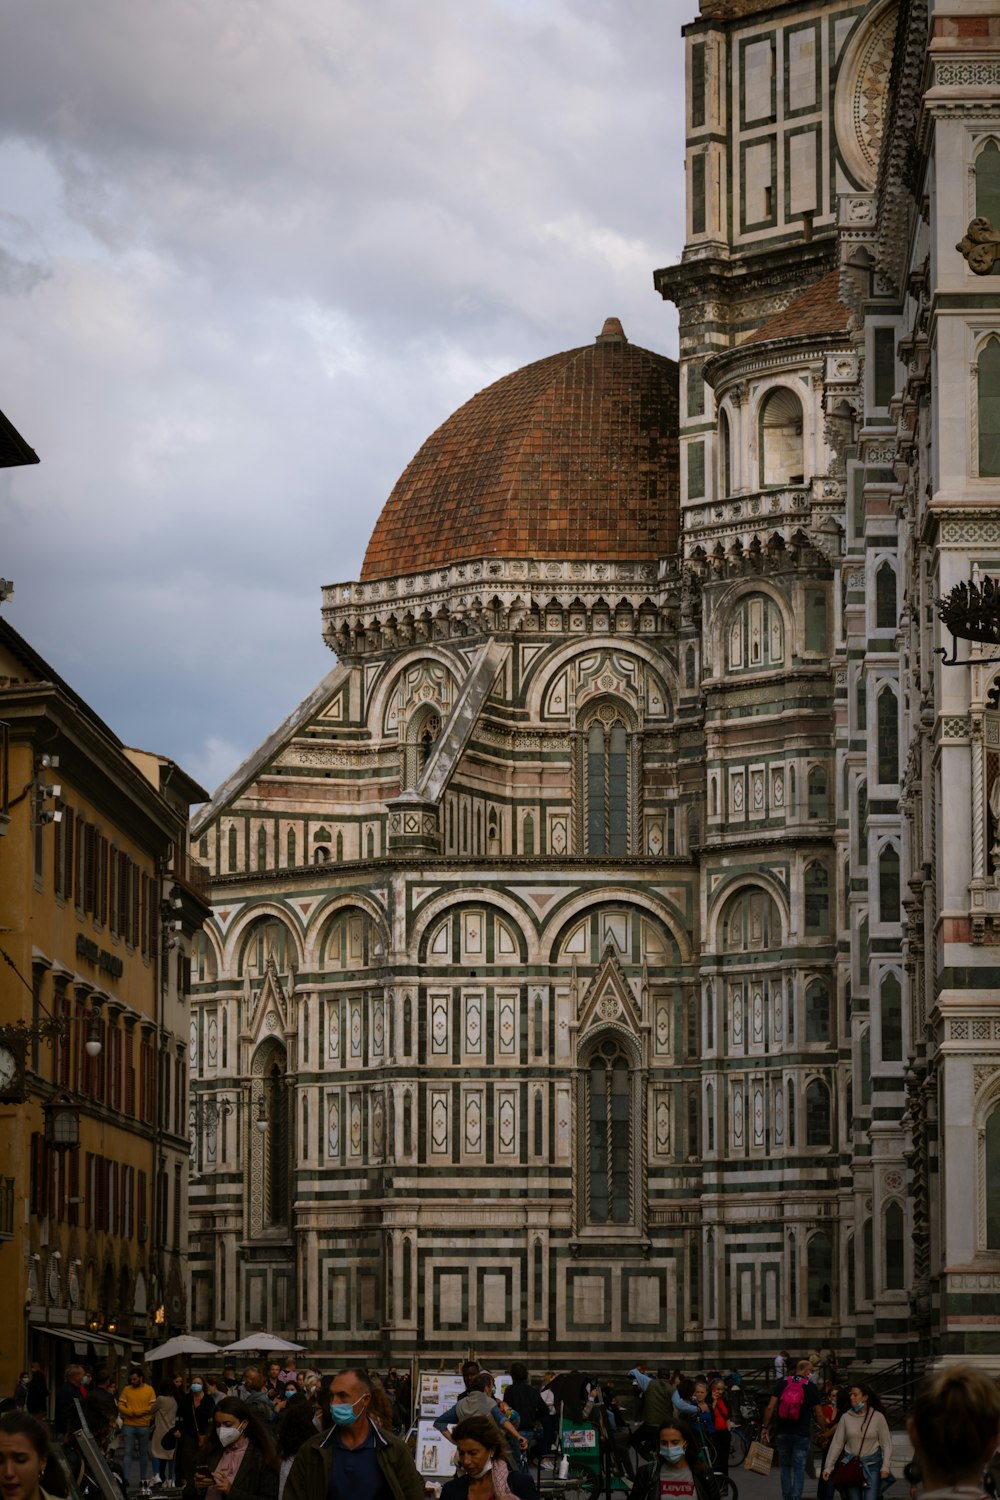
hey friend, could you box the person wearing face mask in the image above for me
[283,1368,423,1500]
[184,1397,279,1500]
[439,1416,537,1500]
[177,1375,217,1486]
[628,1418,720,1500]
[822,1385,892,1500]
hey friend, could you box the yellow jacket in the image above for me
[117,1383,156,1426]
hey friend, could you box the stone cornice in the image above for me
[323,555,684,659]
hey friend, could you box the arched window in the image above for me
[884,1200,905,1290]
[706,1083,715,1151]
[228,825,238,873]
[880,972,903,1062]
[244,917,293,976]
[808,766,828,819]
[522,812,535,856]
[863,1217,874,1300]
[879,845,900,923]
[875,562,897,629]
[805,980,830,1043]
[726,593,784,672]
[787,1079,796,1147]
[586,716,630,855]
[336,831,344,861]
[257,827,267,871]
[979,337,1000,475]
[976,140,1000,250]
[807,1232,833,1317]
[261,1058,289,1229]
[846,1230,856,1310]
[986,1101,1000,1247]
[403,1090,412,1156]
[759,387,804,488]
[877,687,899,784]
[586,1038,632,1224]
[198,834,208,860]
[286,828,296,867]
[721,887,782,952]
[402,707,442,788]
[719,407,732,497]
[805,1078,830,1146]
[804,863,830,935]
[314,845,330,864]
[857,782,868,865]
[366,828,375,859]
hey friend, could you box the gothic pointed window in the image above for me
[985,1101,1000,1248]
[228,825,238,873]
[586,1038,632,1224]
[265,1061,289,1227]
[257,827,267,871]
[807,1231,832,1317]
[880,972,903,1062]
[403,706,442,788]
[875,562,897,630]
[719,407,732,497]
[584,713,631,855]
[726,593,784,672]
[805,980,830,1043]
[884,1200,904,1290]
[804,862,830,935]
[976,141,1000,268]
[879,844,900,923]
[877,687,899,784]
[805,1078,830,1146]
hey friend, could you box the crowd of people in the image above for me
[2,1355,1000,1500]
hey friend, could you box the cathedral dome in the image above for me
[360,319,679,581]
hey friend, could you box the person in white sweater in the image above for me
[822,1383,892,1500]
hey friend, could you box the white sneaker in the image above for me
[149,1479,161,1488]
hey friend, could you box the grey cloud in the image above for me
[0,0,688,792]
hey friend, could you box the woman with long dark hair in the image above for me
[628,1416,719,1500]
[822,1383,892,1500]
[183,1396,279,1500]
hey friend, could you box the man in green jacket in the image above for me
[284,1369,424,1500]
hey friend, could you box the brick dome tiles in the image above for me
[741,268,851,348]
[360,321,679,581]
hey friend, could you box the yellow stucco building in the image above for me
[0,613,207,1399]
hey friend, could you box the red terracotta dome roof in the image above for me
[360,320,679,581]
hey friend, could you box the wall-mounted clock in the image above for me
[0,1038,27,1102]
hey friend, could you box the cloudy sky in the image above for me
[0,0,687,797]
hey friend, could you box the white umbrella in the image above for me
[220,1334,305,1353]
[145,1335,221,1362]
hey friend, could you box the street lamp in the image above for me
[43,1094,81,1151]
[255,1096,268,1133]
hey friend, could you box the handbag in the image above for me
[743,1440,774,1475]
[160,1428,177,1452]
[832,1412,873,1489]
[832,1456,863,1487]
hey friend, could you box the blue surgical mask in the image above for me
[661,1446,685,1465]
[330,1394,366,1426]
[190,1384,203,1394]
[852,1402,865,1414]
